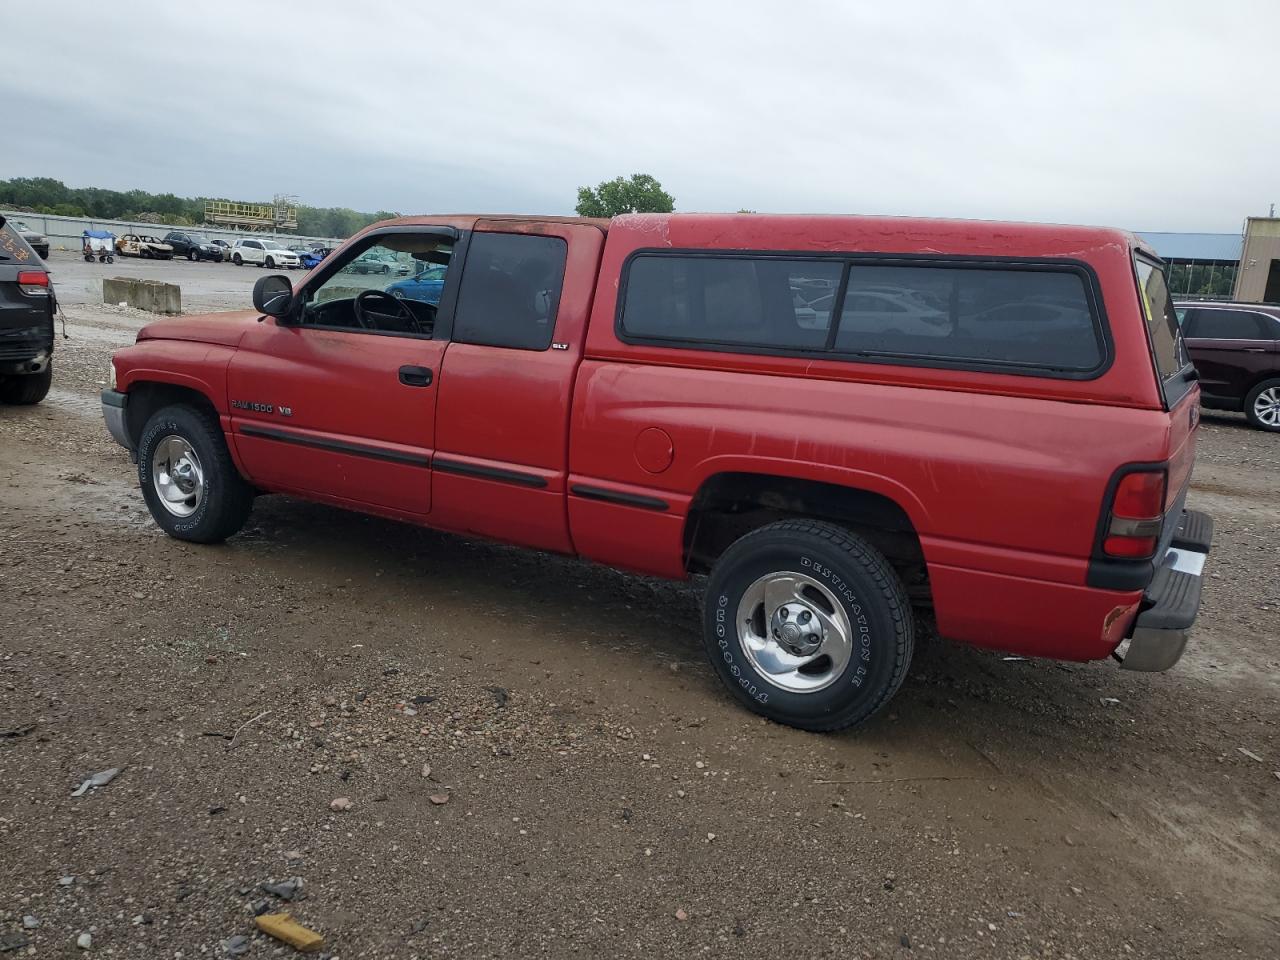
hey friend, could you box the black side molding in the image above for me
[239,423,430,466]
[570,483,669,512]
[433,457,548,489]
[101,389,127,408]
[1086,557,1156,592]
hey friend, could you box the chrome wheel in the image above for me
[151,435,204,517]
[1254,387,1280,427]
[735,571,852,694]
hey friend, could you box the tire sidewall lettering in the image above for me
[140,420,211,535]
[715,591,767,704]
[798,554,872,687]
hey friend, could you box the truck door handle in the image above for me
[398,365,433,387]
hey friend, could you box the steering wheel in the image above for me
[354,289,424,333]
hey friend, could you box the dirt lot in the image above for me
[1,252,1277,958]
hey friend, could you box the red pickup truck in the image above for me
[102,213,1212,731]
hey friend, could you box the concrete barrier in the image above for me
[103,277,182,314]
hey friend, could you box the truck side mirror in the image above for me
[253,274,294,319]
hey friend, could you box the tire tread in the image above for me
[0,365,53,405]
[139,404,253,543]
[704,518,914,732]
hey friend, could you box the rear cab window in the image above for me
[1134,255,1193,407]
[452,233,567,351]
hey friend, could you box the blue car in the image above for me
[386,264,447,305]
[300,248,331,270]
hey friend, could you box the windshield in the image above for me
[1135,256,1191,404]
[190,234,209,243]
[262,240,285,250]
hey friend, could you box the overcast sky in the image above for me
[3,1,1277,231]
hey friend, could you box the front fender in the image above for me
[114,341,236,415]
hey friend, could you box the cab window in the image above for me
[452,233,567,351]
[299,234,454,337]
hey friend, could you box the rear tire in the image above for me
[702,519,914,732]
[0,365,53,405]
[1244,378,1280,432]
[137,404,254,543]
[233,253,242,266]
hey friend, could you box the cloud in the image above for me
[3,0,1277,230]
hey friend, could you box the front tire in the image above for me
[137,404,254,543]
[266,256,275,269]
[188,249,198,261]
[0,365,52,405]
[1244,378,1280,432]
[702,519,914,732]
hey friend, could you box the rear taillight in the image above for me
[17,271,49,295]
[1102,469,1167,559]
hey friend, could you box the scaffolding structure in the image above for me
[204,194,298,232]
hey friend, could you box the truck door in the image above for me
[430,221,604,552]
[226,227,457,517]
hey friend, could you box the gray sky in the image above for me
[4,0,1277,231]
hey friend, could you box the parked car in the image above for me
[8,219,49,259]
[1176,300,1280,431]
[347,251,407,275]
[102,213,1211,732]
[386,262,447,305]
[210,239,234,260]
[230,238,300,269]
[164,231,225,262]
[0,215,56,404]
[117,234,174,259]
[300,247,331,270]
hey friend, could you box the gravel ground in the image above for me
[1,253,1277,958]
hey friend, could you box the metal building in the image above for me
[1234,217,1280,304]
[1136,231,1241,301]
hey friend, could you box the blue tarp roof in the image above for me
[83,229,115,239]
[1136,231,1241,262]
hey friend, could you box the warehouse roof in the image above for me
[1136,231,1241,262]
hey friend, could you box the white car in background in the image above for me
[794,288,951,335]
[231,238,301,269]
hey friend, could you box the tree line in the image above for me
[0,177,395,239]
[1,172,681,237]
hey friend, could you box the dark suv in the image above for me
[163,231,225,262]
[0,216,55,404]
[1176,301,1280,431]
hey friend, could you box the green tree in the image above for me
[575,174,674,218]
